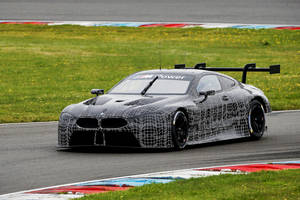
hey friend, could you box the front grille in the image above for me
[105,131,140,147]
[76,118,99,128]
[101,118,127,128]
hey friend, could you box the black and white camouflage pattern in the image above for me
[58,69,271,148]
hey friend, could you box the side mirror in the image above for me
[206,90,215,96]
[197,90,215,103]
[91,89,104,96]
[199,90,215,96]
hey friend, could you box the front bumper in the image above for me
[58,113,174,148]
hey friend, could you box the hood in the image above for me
[62,94,191,118]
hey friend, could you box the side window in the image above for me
[197,75,222,92]
[218,76,235,91]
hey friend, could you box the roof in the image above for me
[132,68,238,82]
[136,69,213,76]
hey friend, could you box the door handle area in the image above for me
[222,96,229,101]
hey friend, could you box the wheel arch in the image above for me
[252,96,269,113]
[177,107,189,122]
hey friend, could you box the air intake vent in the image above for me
[101,118,127,128]
[104,131,140,147]
[70,130,95,145]
[76,118,99,128]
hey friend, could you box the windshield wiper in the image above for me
[141,76,158,95]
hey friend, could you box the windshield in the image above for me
[109,74,193,95]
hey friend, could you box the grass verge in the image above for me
[0,25,299,123]
[77,169,300,200]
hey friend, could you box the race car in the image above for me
[58,63,280,149]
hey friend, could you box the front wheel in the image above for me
[172,111,188,150]
[248,100,266,139]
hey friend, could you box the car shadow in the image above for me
[57,137,256,154]
[186,137,256,150]
[57,146,173,154]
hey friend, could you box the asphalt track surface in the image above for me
[0,0,300,25]
[0,111,299,194]
[0,0,300,196]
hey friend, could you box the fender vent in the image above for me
[76,118,99,128]
[101,118,127,128]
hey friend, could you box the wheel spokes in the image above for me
[251,105,265,133]
[175,116,187,144]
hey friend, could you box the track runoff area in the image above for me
[0,21,299,199]
[0,161,300,200]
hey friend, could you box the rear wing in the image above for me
[174,63,280,84]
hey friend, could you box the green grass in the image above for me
[0,25,299,123]
[77,169,300,200]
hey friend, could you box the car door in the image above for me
[218,75,248,136]
[217,75,237,134]
[194,74,224,141]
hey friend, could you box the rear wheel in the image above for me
[172,111,188,150]
[248,100,266,139]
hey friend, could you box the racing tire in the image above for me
[248,100,266,140]
[172,111,188,150]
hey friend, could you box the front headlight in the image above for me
[59,112,76,124]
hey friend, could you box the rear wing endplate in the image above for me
[174,63,280,83]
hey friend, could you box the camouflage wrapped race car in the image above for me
[58,63,280,149]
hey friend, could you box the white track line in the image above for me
[271,110,300,114]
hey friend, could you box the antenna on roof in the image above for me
[158,22,162,70]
